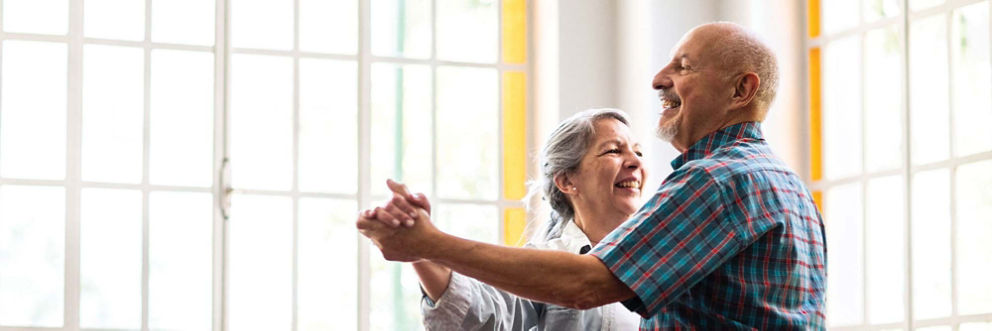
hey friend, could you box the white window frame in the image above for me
[805,0,992,329]
[0,0,530,330]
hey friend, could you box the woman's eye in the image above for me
[605,148,621,154]
[635,151,644,157]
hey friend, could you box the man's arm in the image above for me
[422,232,636,310]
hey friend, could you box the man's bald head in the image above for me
[685,22,779,113]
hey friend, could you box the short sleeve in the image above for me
[589,165,749,317]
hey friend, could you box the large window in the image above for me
[807,0,992,329]
[0,0,530,330]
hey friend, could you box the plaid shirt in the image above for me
[590,122,827,330]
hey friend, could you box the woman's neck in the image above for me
[572,209,627,245]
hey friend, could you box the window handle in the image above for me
[220,157,233,220]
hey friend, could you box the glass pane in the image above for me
[956,160,992,315]
[369,248,423,331]
[84,0,144,41]
[0,185,64,327]
[435,203,498,244]
[864,26,903,172]
[436,66,498,200]
[370,64,432,197]
[148,191,212,330]
[910,14,950,165]
[229,194,292,330]
[230,54,293,190]
[866,176,905,324]
[822,0,859,35]
[231,0,292,50]
[911,169,952,319]
[951,2,992,157]
[372,0,431,58]
[299,59,357,194]
[2,0,67,35]
[918,327,952,331]
[0,40,66,180]
[961,323,992,331]
[300,0,357,54]
[822,35,863,180]
[298,198,358,331]
[865,0,900,22]
[82,45,144,184]
[80,188,142,329]
[824,182,864,326]
[150,49,214,187]
[436,0,497,63]
[152,0,215,46]
[910,0,944,12]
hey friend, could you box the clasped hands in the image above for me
[356,179,441,262]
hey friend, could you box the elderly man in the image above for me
[358,22,827,329]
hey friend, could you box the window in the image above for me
[807,0,992,329]
[0,0,530,330]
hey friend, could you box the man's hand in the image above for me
[369,179,431,228]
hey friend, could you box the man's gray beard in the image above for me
[655,119,679,142]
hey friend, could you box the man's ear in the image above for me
[730,72,760,109]
[553,173,576,196]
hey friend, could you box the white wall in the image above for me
[535,0,806,189]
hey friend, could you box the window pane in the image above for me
[911,169,952,319]
[822,0,859,35]
[298,198,357,331]
[910,0,944,12]
[824,182,864,326]
[229,194,292,330]
[865,0,900,22]
[84,0,144,41]
[866,176,905,324]
[299,59,357,194]
[961,323,992,331]
[300,0,357,54]
[918,327,952,331]
[0,185,64,327]
[2,0,67,35]
[150,49,214,187]
[956,160,992,315]
[864,26,903,172]
[231,0,292,50]
[436,0,497,63]
[369,250,423,331]
[372,0,431,59]
[148,191,212,331]
[822,35,863,180]
[80,188,142,329]
[436,66,498,200]
[435,203,498,244]
[82,45,144,184]
[230,54,293,190]
[0,40,66,180]
[951,2,992,157]
[152,0,215,46]
[370,64,432,197]
[910,14,951,165]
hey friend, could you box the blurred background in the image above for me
[0,0,989,330]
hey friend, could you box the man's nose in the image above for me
[652,67,673,90]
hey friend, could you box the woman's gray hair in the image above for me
[527,108,631,240]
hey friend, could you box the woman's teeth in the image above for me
[616,181,640,189]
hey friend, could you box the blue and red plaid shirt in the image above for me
[590,122,827,330]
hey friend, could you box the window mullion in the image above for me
[65,0,85,328]
[901,0,916,329]
[356,0,373,330]
[212,0,231,330]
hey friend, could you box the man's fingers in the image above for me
[373,206,403,227]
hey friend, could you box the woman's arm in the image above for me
[412,260,452,301]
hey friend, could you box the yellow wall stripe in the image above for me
[808,0,821,38]
[503,71,527,200]
[503,208,527,246]
[809,47,823,182]
[502,0,527,64]
[812,190,824,216]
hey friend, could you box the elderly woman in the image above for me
[366,108,646,330]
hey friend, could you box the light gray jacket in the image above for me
[420,221,641,331]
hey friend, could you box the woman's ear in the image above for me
[553,173,577,196]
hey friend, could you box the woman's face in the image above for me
[566,118,646,220]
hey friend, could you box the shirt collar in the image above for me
[670,121,764,170]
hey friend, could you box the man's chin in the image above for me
[655,124,678,142]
